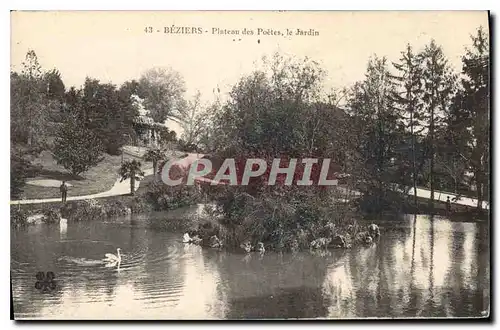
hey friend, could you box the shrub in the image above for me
[42,208,61,224]
[11,208,28,228]
[61,199,104,222]
[145,180,201,211]
[210,187,359,251]
[129,196,152,214]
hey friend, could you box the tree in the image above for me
[211,53,330,158]
[347,55,403,214]
[143,148,166,180]
[43,68,66,102]
[138,67,186,123]
[450,27,489,210]
[10,50,52,147]
[119,160,145,195]
[178,91,207,147]
[391,44,425,207]
[80,77,137,154]
[10,146,33,199]
[419,40,456,209]
[53,115,104,176]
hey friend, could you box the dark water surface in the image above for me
[11,207,490,319]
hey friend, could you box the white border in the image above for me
[2,1,498,329]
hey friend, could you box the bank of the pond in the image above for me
[11,185,486,254]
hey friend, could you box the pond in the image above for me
[11,206,490,319]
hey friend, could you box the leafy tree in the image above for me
[10,147,32,199]
[10,50,52,147]
[347,56,403,214]
[178,91,207,147]
[53,115,104,176]
[449,27,489,209]
[80,77,137,154]
[119,160,145,195]
[211,53,330,158]
[139,67,186,123]
[419,40,456,208]
[43,68,66,102]
[143,148,167,180]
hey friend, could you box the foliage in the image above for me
[145,180,201,210]
[79,77,138,155]
[43,69,66,102]
[42,208,61,224]
[11,208,28,228]
[419,40,456,205]
[391,44,425,204]
[60,199,104,222]
[347,56,406,214]
[119,160,145,195]
[138,67,186,123]
[143,148,167,178]
[53,114,105,176]
[11,50,57,148]
[10,146,34,199]
[202,187,357,251]
[178,91,212,149]
[448,27,490,208]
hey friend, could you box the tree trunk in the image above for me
[429,89,435,211]
[476,170,483,211]
[130,172,135,196]
[410,111,418,209]
[153,160,158,181]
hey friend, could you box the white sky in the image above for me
[10,11,489,134]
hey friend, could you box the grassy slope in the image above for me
[20,150,153,199]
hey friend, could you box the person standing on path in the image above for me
[60,181,68,203]
[446,196,452,215]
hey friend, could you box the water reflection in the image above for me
[320,215,488,318]
[11,211,489,319]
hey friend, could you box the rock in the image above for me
[209,235,223,249]
[310,237,331,249]
[26,214,44,225]
[191,235,203,245]
[355,231,370,242]
[368,224,380,238]
[240,240,253,253]
[330,234,347,248]
[288,239,299,253]
[255,242,265,253]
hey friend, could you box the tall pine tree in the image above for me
[420,40,456,209]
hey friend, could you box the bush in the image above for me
[145,180,201,211]
[129,196,152,214]
[11,208,28,228]
[42,208,61,224]
[10,151,32,199]
[61,199,104,222]
[208,187,359,251]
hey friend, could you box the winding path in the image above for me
[10,168,155,205]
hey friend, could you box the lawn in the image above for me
[19,150,153,200]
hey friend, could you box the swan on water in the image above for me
[104,248,121,263]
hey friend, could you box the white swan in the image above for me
[104,248,121,263]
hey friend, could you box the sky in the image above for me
[10,11,489,135]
